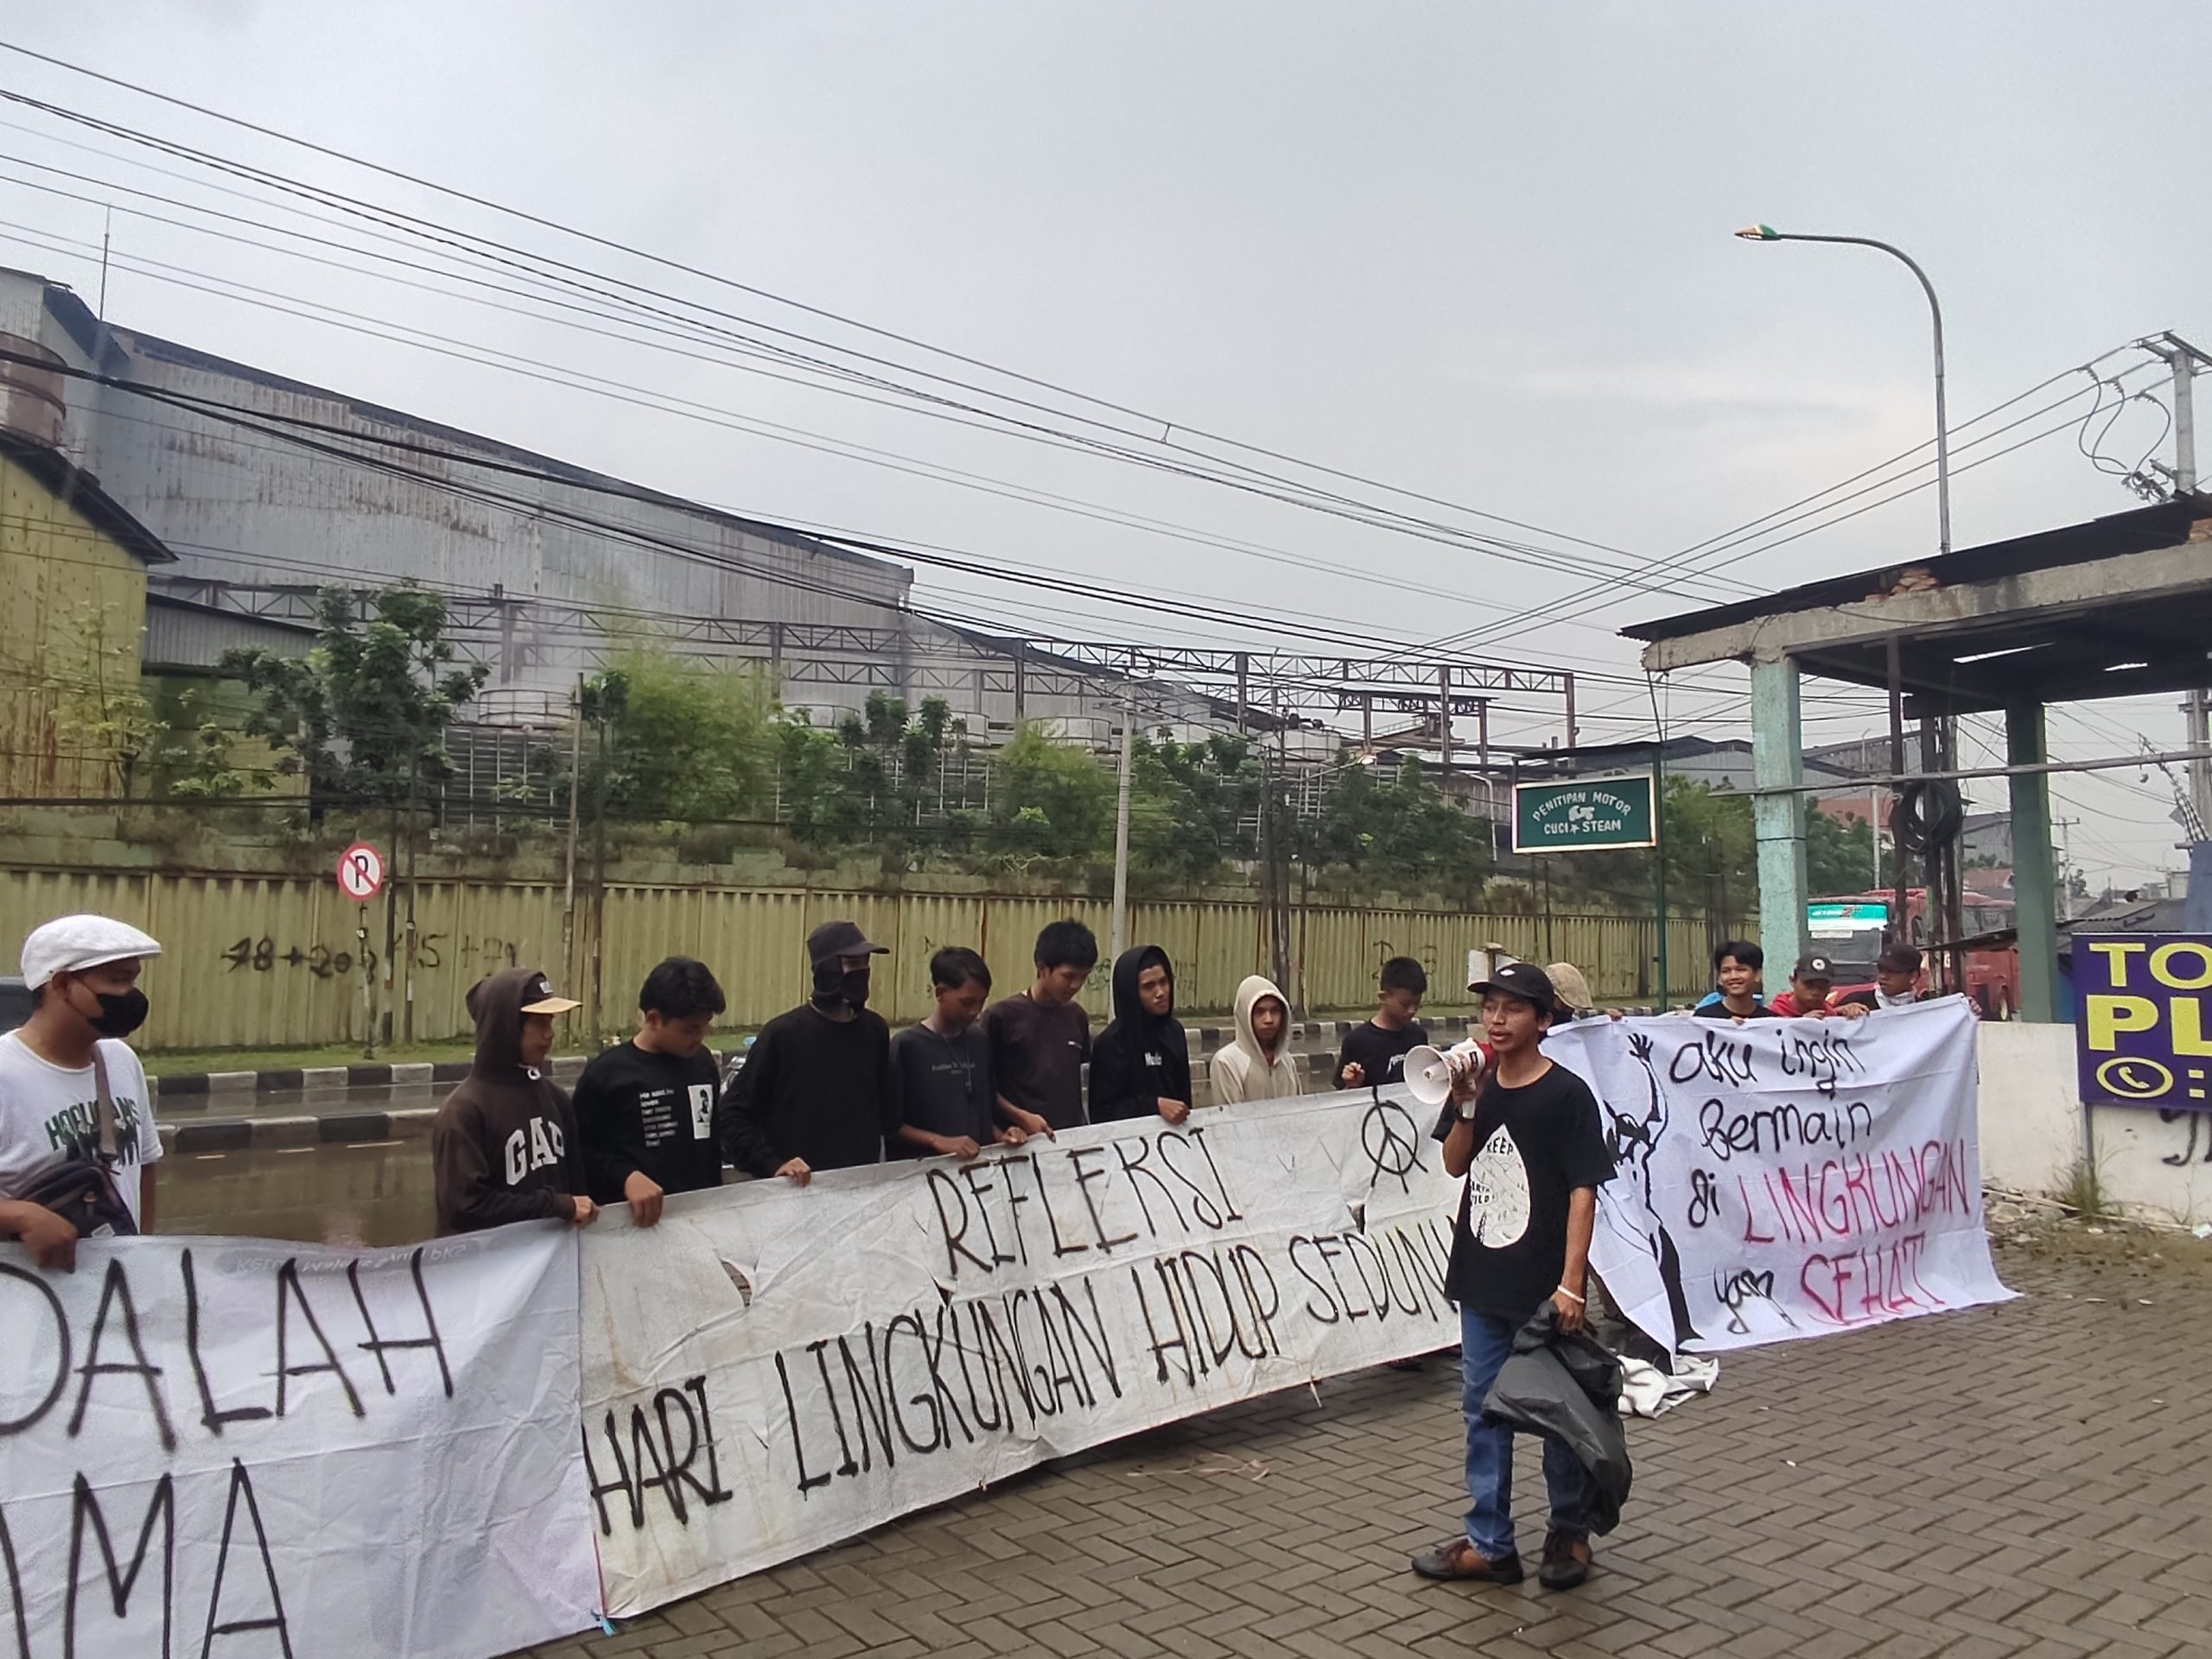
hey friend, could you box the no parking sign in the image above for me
[336,841,385,902]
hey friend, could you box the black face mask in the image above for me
[812,960,872,1012]
[78,986,150,1039]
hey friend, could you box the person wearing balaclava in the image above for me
[1090,944,1192,1124]
[0,914,166,1269]
[721,919,897,1185]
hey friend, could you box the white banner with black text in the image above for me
[0,1230,600,1658]
[1553,999,2013,1352]
[577,1091,1465,1616]
[1,1008,2010,1644]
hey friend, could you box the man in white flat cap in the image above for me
[0,914,165,1269]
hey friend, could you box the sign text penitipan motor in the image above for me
[1510,774,1656,854]
[2071,933,2212,1110]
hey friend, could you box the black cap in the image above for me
[1795,953,1836,981]
[1470,960,1564,1020]
[808,919,889,969]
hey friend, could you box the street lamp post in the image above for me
[1737,222,1955,982]
[1735,226,1949,556]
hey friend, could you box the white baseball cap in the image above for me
[20,914,163,990]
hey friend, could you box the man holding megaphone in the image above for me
[1409,961,1615,1593]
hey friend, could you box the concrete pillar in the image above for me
[2006,702,2058,1022]
[1751,658,1808,976]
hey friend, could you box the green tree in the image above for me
[778,691,962,852]
[1662,779,1755,899]
[987,725,1115,861]
[221,585,486,804]
[581,647,779,822]
[1807,810,1879,896]
[1306,756,1491,901]
[1567,779,1755,918]
[1127,732,1262,884]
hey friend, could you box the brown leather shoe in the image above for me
[1410,1538,1524,1583]
[1538,1532,1592,1590]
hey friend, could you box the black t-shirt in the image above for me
[721,1002,895,1176]
[1335,1020,1428,1090]
[982,993,1091,1131]
[890,1023,996,1154]
[1693,1001,1777,1020]
[1442,1060,1614,1323]
[571,1041,725,1202]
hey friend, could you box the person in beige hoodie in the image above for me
[1210,975,1303,1104]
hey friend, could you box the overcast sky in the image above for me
[11,2,2210,888]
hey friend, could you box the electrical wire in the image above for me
[1,211,1764,629]
[1414,343,2156,658]
[0,64,1736,601]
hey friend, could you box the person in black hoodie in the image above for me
[721,919,897,1184]
[1090,944,1192,1124]
[431,967,599,1236]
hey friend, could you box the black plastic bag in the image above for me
[1479,1301,1632,1535]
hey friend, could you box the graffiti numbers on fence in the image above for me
[220,937,379,978]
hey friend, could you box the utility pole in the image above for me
[561,675,584,995]
[1871,785,1885,891]
[1110,683,1135,959]
[2145,334,2210,830]
[2054,816,2082,919]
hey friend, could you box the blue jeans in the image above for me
[1459,1306,1599,1560]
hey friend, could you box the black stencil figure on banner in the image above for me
[1361,1094,1425,1193]
[1600,1032,1700,1349]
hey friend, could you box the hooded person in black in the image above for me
[1089,944,1193,1124]
[431,966,596,1236]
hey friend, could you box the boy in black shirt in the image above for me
[722,920,896,1184]
[1336,955,1428,1090]
[574,957,728,1225]
[1693,940,1777,1022]
[983,919,1096,1135]
[1412,962,1613,1593]
[892,948,1028,1159]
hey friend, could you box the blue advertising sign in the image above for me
[2071,934,2212,1111]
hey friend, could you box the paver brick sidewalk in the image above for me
[519,1236,2212,1658]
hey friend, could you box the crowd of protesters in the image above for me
[0,913,1948,1259]
[0,906,1955,1596]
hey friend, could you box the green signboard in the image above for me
[1511,774,1656,854]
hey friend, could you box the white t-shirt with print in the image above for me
[0,1030,162,1227]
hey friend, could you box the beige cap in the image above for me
[518,972,581,1015]
[1545,961,1596,1014]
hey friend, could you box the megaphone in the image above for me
[1404,1040,1495,1108]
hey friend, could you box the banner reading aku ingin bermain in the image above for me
[1553,998,2012,1352]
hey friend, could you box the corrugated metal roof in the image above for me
[143,593,314,668]
[0,429,174,565]
[1624,494,2212,644]
[111,325,902,581]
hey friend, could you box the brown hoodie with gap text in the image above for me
[431,966,584,1236]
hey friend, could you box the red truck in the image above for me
[1806,889,2020,1018]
